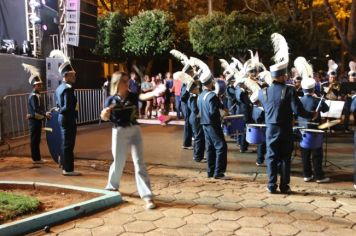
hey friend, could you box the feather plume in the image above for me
[258,70,273,86]
[349,61,356,72]
[328,59,338,72]
[294,57,313,80]
[22,63,40,83]
[254,51,260,64]
[49,49,69,62]
[248,49,254,60]
[271,33,289,64]
[173,71,194,84]
[231,57,244,71]
[170,49,189,66]
[219,58,236,80]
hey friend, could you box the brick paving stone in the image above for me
[234,227,270,236]
[288,202,316,211]
[134,210,164,221]
[153,217,186,229]
[104,212,136,225]
[177,223,211,235]
[313,208,335,217]
[171,199,196,206]
[266,223,300,236]
[240,186,265,193]
[214,202,242,211]
[264,205,294,214]
[339,204,356,213]
[154,194,176,202]
[208,219,241,231]
[205,230,234,236]
[237,216,269,227]
[289,211,322,220]
[324,228,356,235]
[240,199,267,208]
[264,197,291,205]
[336,197,356,206]
[162,208,192,217]
[217,193,244,203]
[120,232,145,236]
[193,196,220,205]
[50,221,75,234]
[146,228,180,236]
[180,180,204,187]
[184,213,215,224]
[312,200,341,208]
[58,228,92,236]
[201,183,225,191]
[235,207,268,217]
[76,217,104,229]
[345,213,356,222]
[212,210,244,220]
[174,192,199,200]
[297,232,327,236]
[124,220,156,233]
[240,192,268,200]
[91,224,124,236]
[179,186,203,193]
[263,212,296,224]
[190,205,218,214]
[333,208,348,218]
[318,216,354,228]
[117,203,146,214]
[292,219,327,232]
[198,190,223,198]
[286,195,315,203]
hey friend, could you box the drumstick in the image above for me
[315,95,325,112]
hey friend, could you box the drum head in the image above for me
[301,129,324,133]
[248,124,266,128]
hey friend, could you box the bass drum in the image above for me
[214,79,227,96]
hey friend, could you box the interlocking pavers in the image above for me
[296,232,326,236]
[235,207,269,217]
[312,200,341,208]
[339,204,356,213]
[117,203,146,214]
[263,212,296,224]
[240,192,268,200]
[76,217,104,229]
[153,217,186,229]
[154,194,176,202]
[240,199,267,208]
[214,201,243,211]
[91,224,124,236]
[288,202,317,211]
[333,208,349,218]
[212,210,244,220]
[184,213,215,224]
[237,216,269,228]
[264,197,291,205]
[318,216,354,228]
[208,220,241,231]
[292,219,327,232]
[286,195,315,203]
[324,228,356,235]
[217,193,244,203]
[123,220,156,233]
[266,223,300,235]
[162,208,192,217]
[174,192,200,200]
[145,228,180,236]
[198,190,223,198]
[193,196,220,205]
[133,210,164,221]
[336,197,356,206]
[179,186,203,193]
[205,230,234,236]
[289,211,322,221]
[58,228,92,236]
[177,223,212,235]
[189,205,218,214]
[103,212,136,225]
[234,227,270,236]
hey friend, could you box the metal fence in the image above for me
[1,89,105,140]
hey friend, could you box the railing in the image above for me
[1,89,105,140]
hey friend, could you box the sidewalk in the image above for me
[1,122,356,235]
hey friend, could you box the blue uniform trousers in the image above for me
[189,116,205,161]
[181,101,192,147]
[256,142,266,164]
[266,124,293,191]
[29,119,42,161]
[59,115,77,172]
[202,124,227,177]
[175,95,182,120]
[300,147,325,180]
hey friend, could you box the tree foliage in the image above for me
[123,10,175,57]
[92,11,128,62]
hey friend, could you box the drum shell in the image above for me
[223,118,245,136]
[300,130,323,149]
[246,124,266,144]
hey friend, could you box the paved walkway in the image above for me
[0,122,356,235]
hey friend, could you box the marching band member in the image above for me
[181,79,193,149]
[23,64,51,164]
[294,57,330,183]
[196,60,228,179]
[258,33,317,194]
[293,76,304,97]
[101,71,156,209]
[55,53,81,176]
[342,61,356,132]
[321,59,341,101]
[350,94,356,190]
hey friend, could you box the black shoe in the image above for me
[194,158,207,163]
[280,185,292,194]
[266,186,277,194]
[182,146,193,150]
[214,175,232,180]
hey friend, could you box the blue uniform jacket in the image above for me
[298,94,329,128]
[28,91,45,120]
[235,86,252,122]
[197,90,221,125]
[55,82,77,121]
[258,81,312,126]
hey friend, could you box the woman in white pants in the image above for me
[101,71,156,209]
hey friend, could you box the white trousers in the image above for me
[106,125,153,199]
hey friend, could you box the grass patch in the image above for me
[0,191,40,224]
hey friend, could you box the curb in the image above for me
[0,181,122,236]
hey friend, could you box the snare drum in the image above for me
[223,115,245,136]
[246,124,266,144]
[299,129,324,149]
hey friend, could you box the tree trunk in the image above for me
[347,0,356,60]
[208,0,213,15]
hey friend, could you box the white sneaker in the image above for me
[62,171,81,176]
[303,176,313,182]
[144,199,156,210]
[353,184,356,190]
[316,177,330,183]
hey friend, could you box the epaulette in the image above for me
[203,91,215,101]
